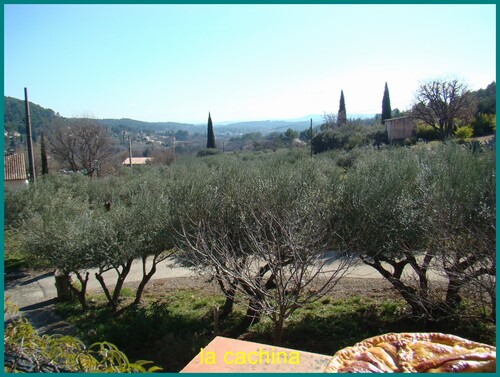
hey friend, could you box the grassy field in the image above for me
[55,278,496,372]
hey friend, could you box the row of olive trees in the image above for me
[5,143,495,341]
[6,170,174,313]
[336,143,495,321]
[168,157,354,344]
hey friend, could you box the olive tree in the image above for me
[421,143,495,320]
[20,188,98,310]
[337,144,495,320]
[17,172,174,313]
[87,172,174,313]
[173,158,353,344]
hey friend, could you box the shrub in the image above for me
[472,113,496,136]
[4,303,161,372]
[196,148,220,157]
[454,125,474,140]
[415,123,439,141]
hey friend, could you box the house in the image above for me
[122,157,153,166]
[4,152,29,189]
[385,116,415,142]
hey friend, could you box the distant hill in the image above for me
[96,118,204,134]
[218,120,312,135]
[4,96,60,136]
[8,81,494,139]
[3,96,321,136]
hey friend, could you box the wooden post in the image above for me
[213,306,220,335]
[310,118,313,158]
[24,88,36,183]
[128,135,132,167]
[170,130,176,160]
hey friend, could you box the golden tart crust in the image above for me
[324,332,496,373]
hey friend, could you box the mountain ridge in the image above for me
[4,95,378,136]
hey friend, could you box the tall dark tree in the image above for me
[381,82,392,125]
[207,112,216,149]
[40,130,49,175]
[337,90,347,127]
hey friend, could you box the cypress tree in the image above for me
[381,82,392,125]
[337,90,347,126]
[207,112,216,149]
[40,130,49,175]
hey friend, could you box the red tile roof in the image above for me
[4,153,28,181]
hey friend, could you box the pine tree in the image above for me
[40,130,49,175]
[207,112,216,149]
[337,90,347,126]
[381,82,392,125]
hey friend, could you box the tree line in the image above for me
[312,80,495,153]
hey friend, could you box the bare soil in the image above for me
[121,275,404,302]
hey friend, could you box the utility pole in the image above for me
[24,87,36,184]
[170,130,176,160]
[128,135,133,167]
[310,118,313,158]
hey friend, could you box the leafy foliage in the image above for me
[472,112,496,136]
[472,81,496,115]
[311,124,387,153]
[415,123,440,141]
[4,302,161,372]
[336,143,495,320]
[5,141,495,350]
[454,125,474,140]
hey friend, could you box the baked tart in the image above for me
[324,332,496,373]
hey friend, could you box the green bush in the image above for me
[472,113,496,136]
[4,304,161,372]
[415,123,439,141]
[312,124,388,154]
[454,125,474,140]
[196,148,221,157]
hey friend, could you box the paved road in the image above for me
[4,257,193,335]
[4,255,445,335]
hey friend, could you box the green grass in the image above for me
[4,230,30,271]
[55,289,496,372]
[4,253,30,271]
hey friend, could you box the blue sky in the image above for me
[3,4,496,124]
